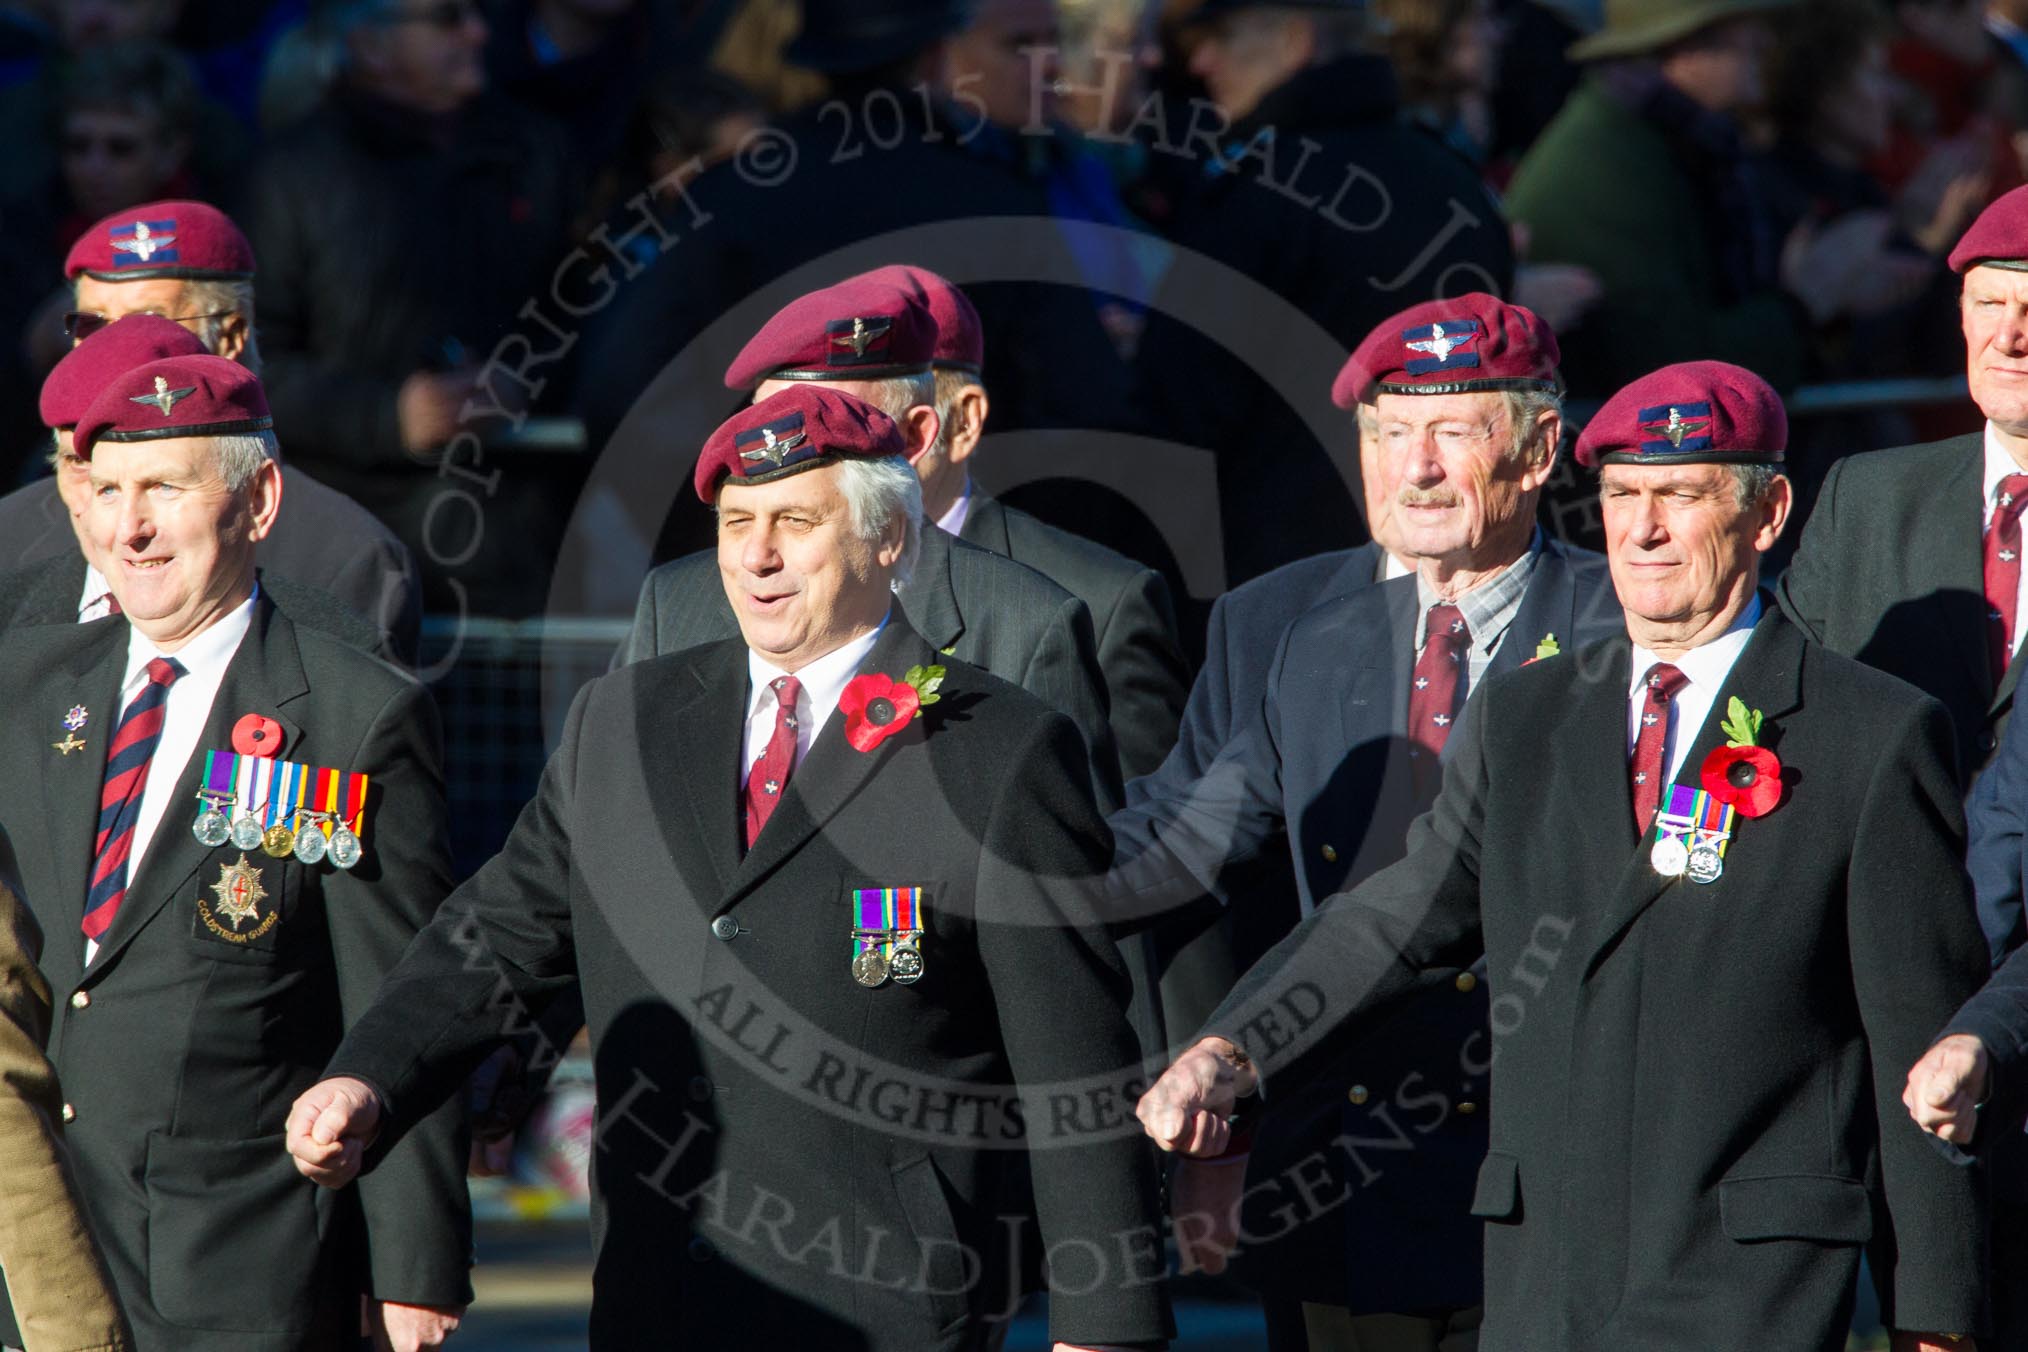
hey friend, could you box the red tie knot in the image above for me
[1644,662,1688,701]
[144,657,183,688]
[1427,603,1470,648]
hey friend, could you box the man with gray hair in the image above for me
[1111,295,1622,1351]
[617,275,1125,808]
[0,198,422,663]
[283,385,1175,1352]
[0,353,471,1352]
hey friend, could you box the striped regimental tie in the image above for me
[83,657,184,942]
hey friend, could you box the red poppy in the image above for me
[840,674,919,753]
[232,713,284,758]
[1700,744,1783,818]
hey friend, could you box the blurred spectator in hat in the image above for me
[245,0,578,615]
[1129,0,1515,586]
[0,201,424,664]
[1506,0,1941,399]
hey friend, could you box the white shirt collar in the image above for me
[78,563,113,620]
[1628,593,1762,701]
[745,613,888,729]
[1382,550,1414,581]
[1982,421,2028,526]
[122,586,259,693]
[934,479,973,539]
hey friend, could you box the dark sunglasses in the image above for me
[64,309,232,343]
[378,0,481,29]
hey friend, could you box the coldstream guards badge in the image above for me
[200,853,278,942]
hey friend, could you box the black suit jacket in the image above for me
[616,524,1123,808]
[1778,433,2015,785]
[1203,610,1989,1346]
[0,467,422,664]
[323,616,1174,1351]
[0,595,471,1350]
[1112,539,1622,1312]
[959,494,1187,782]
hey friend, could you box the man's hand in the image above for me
[1890,1332,1976,1352]
[372,1299,464,1351]
[1135,1037,1256,1156]
[286,1076,383,1187]
[397,370,481,456]
[1171,1155,1249,1275]
[1904,1034,1990,1146]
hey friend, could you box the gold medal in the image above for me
[262,822,296,858]
[852,947,890,988]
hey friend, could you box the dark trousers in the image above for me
[1265,1298,1482,1352]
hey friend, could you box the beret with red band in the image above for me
[1949,183,2028,274]
[75,355,273,457]
[856,264,984,374]
[694,384,906,502]
[1333,292,1561,408]
[1574,360,1786,469]
[64,199,255,283]
[724,277,938,390]
[40,314,208,430]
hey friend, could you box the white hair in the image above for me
[1502,388,1565,466]
[211,430,278,492]
[837,455,923,588]
[177,277,262,375]
[856,371,936,424]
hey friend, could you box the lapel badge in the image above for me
[54,703,89,754]
[851,887,927,988]
[63,705,88,731]
[199,853,278,943]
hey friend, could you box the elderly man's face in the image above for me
[51,429,99,553]
[941,0,1062,128]
[1372,390,1549,566]
[1962,265,2028,435]
[1601,462,1787,647]
[87,435,279,650]
[717,464,903,673]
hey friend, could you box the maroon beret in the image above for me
[1574,361,1786,469]
[64,200,255,283]
[694,385,905,502]
[1949,184,2028,274]
[39,314,208,430]
[1332,293,1561,408]
[724,278,938,390]
[75,355,273,457]
[857,264,985,374]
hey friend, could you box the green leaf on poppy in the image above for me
[1721,696,1763,748]
[904,665,925,685]
[918,692,940,706]
[919,665,946,698]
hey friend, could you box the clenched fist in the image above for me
[286,1076,384,1187]
[1903,1034,1990,1147]
[1135,1037,1257,1156]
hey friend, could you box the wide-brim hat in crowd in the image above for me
[784,0,975,73]
[1566,0,1797,61]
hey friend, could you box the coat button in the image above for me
[687,1236,715,1263]
[61,1103,75,1123]
[688,1076,714,1102]
[1347,1085,1369,1105]
[1320,844,1338,863]
[1457,1100,1479,1115]
[1454,972,1477,994]
[1981,732,1999,755]
[711,915,739,941]
[69,990,90,1009]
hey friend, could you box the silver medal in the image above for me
[889,940,924,985]
[230,814,265,851]
[293,826,328,866]
[192,806,230,848]
[1686,842,1725,885]
[1650,835,1689,878]
[327,826,362,870]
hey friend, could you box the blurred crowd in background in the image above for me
[0,0,2020,631]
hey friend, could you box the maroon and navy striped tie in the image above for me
[83,657,183,942]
